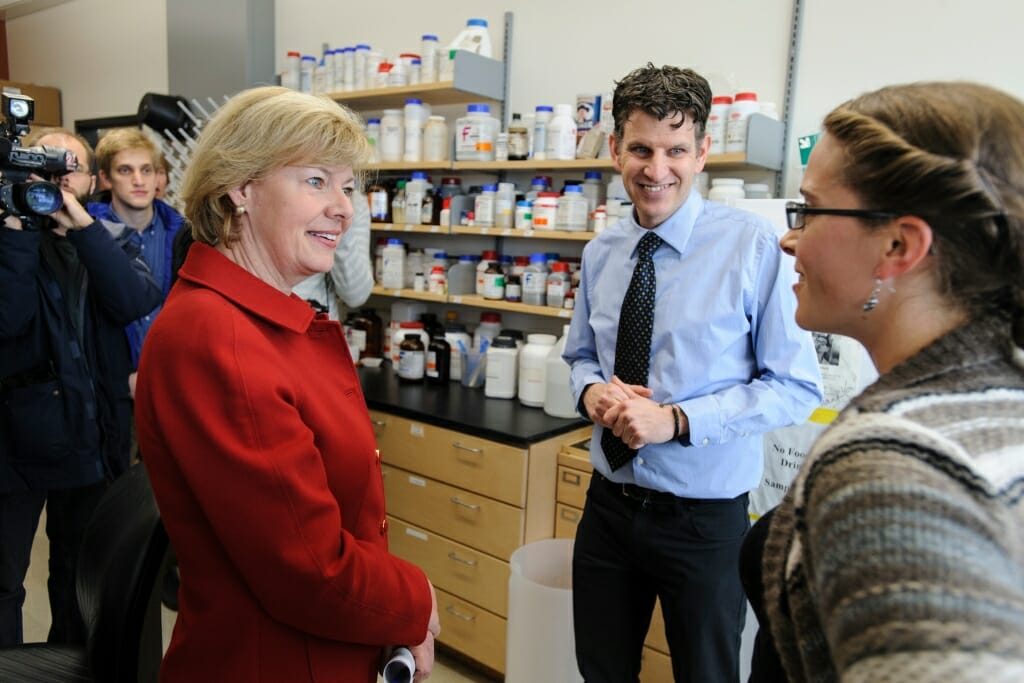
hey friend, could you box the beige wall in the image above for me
[6,0,167,128]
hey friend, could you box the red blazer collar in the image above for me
[177,243,316,334]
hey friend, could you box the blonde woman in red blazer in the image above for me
[135,86,439,682]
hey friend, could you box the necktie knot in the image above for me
[638,231,662,260]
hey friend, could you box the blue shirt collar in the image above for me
[625,188,704,257]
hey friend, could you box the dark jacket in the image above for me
[86,199,186,365]
[0,221,162,492]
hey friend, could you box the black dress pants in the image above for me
[573,474,749,683]
[0,481,107,646]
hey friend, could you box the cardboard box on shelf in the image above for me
[0,79,62,127]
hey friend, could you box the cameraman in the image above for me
[0,128,161,646]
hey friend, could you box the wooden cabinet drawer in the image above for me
[554,503,582,539]
[556,465,590,508]
[371,410,528,506]
[639,645,673,682]
[383,464,524,559]
[436,586,506,674]
[388,517,510,617]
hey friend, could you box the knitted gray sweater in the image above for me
[763,316,1024,682]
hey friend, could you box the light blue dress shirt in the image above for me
[564,190,823,498]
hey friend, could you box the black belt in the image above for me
[594,472,742,507]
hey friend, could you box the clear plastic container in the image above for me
[581,171,604,213]
[379,109,404,163]
[474,311,503,350]
[454,103,499,161]
[423,116,449,162]
[300,55,316,94]
[444,322,472,381]
[495,182,516,229]
[518,334,557,407]
[556,185,588,232]
[381,238,405,289]
[353,44,370,90]
[532,106,554,160]
[744,183,772,199]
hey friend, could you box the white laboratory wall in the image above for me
[3,0,1023,195]
[786,0,1024,195]
[6,0,168,128]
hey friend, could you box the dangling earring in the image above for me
[862,277,882,312]
[234,205,247,216]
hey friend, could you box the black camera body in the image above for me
[0,93,75,229]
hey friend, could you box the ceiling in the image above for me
[0,0,72,21]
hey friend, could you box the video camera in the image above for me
[0,93,76,229]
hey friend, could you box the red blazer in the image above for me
[136,244,431,682]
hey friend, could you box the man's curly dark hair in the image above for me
[611,63,712,141]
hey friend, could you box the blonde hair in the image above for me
[94,127,160,176]
[179,87,369,246]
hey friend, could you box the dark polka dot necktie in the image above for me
[602,230,662,471]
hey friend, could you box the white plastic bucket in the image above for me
[505,538,582,682]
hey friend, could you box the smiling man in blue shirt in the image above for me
[564,63,822,683]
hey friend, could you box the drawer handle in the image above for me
[560,507,581,522]
[372,420,387,427]
[452,441,483,455]
[445,605,476,622]
[447,551,478,567]
[561,470,582,485]
[450,496,481,511]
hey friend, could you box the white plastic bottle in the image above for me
[708,95,732,156]
[381,238,406,289]
[545,262,571,307]
[379,109,404,163]
[532,106,554,160]
[454,103,498,161]
[403,98,425,163]
[365,118,381,164]
[405,172,428,226]
[285,51,301,90]
[708,177,746,203]
[485,336,519,399]
[474,185,497,227]
[518,334,557,407]
[420,34,439,83]
[725,92,759,154]
[522,253,548,306]
[353,44,370,90]
[544,324,578,418]
[545,104,577,160]
[447,18,493,58]
[299,55,316,94]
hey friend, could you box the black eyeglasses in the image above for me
[785,201,897,230]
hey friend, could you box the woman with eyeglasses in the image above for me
[742,82,1024,682]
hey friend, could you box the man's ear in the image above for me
[876,215,934,280]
